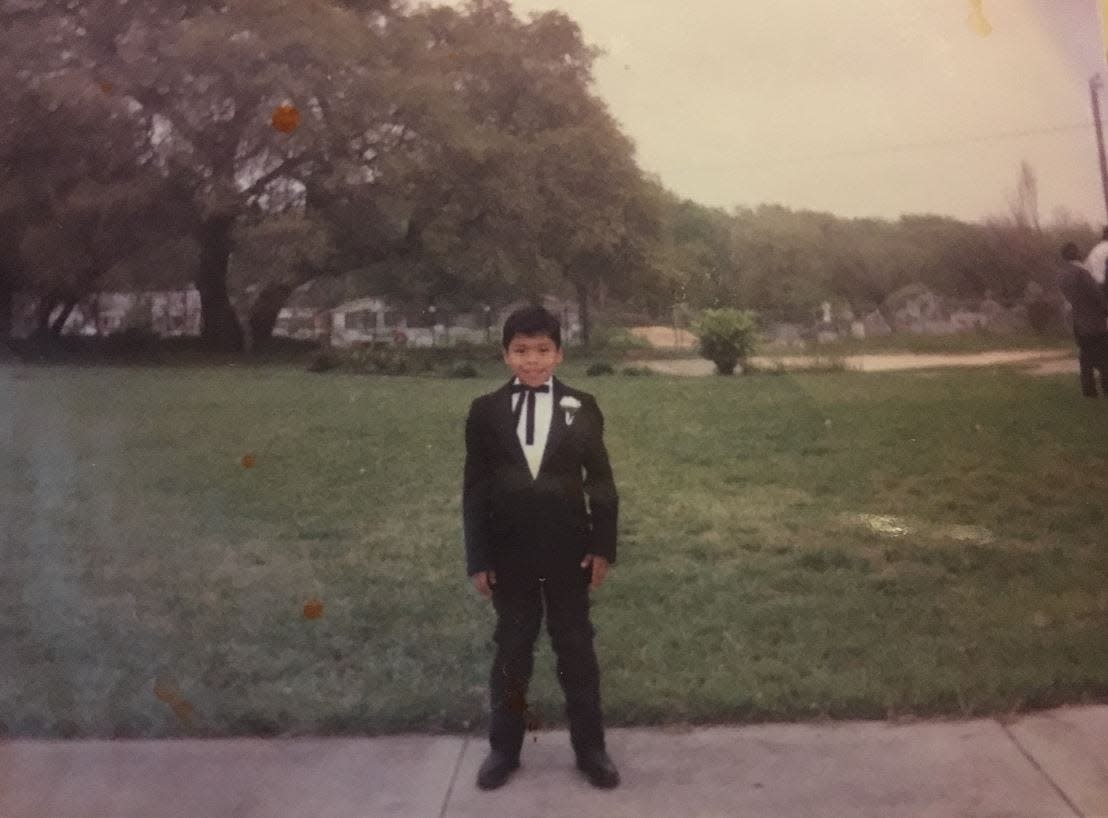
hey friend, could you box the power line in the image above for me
[729,119,1108,168]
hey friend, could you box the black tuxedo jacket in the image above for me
[462,377,618,577]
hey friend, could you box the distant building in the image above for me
[326,295,581,348]
[8,288,585,345]
[10,289,201,338]
[271,306,331,341]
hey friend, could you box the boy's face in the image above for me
[503,332,563,387]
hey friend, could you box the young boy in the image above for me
[462,305,620,790]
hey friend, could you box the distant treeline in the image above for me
[645,193,1098,323]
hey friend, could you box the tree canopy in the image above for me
[1,0,662,349]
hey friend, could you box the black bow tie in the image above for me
[511,383,550,445]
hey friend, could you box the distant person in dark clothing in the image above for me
[1057,242,1108,397]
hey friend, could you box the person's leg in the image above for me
[488,573,543,760]
[542,566,605,755]
[1097,334,1108,395]
[1076,335,1097,397]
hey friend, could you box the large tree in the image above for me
[115,0,417,350]
[0,0,666,349]
[1,0,428,349]
[0,0,214,337]
[530,115,661,344]
[0,38,187,336]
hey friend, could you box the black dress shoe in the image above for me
[477,750,520,790]
[575,748,620,789]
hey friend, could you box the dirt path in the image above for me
[1025,358,1080,376]
[638,349,1074,377]
[629,326,698,348]
[628,324,1076,376]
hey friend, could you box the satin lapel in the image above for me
[493,379,529,471]
[538,377,569,477]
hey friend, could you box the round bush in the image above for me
[307,352,338,373]
[448,362,480,378]
[586,362,615,376]
[693,308,759,375]
[342,343,411,375]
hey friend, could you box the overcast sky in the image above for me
[500,0,1108,224]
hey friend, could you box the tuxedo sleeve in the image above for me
[462,398,494,576]
[582,396,618,564]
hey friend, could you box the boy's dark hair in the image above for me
[1102,226,1108,241]
[502,305,561,349]
[1061,242,1082,262]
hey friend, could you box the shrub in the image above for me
[401,348,440,374]
[449,340,502,361]
[1026,299,1064,335]
[347,343,410,375]
[586,362,615,376]
[306,351,338,373]
[693,308,759,375]
[108,326,160,349]
[447,362,479,378]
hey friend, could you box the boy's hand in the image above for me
[580,554,610,590]
[471,570,496,598]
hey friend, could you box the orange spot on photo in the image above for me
[170,700,194,723]
[271,104,300,133]
[153,679,178,703]
[153,678,194,724]
[241,453,256,469]
[303,598,324,619]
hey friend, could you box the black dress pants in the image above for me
[1076,333,1108,397]
[488,562,604,759]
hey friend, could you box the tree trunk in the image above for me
[35,294,60,337]
[196,215,244,353]
[0,277,12,342]
[90,293,102,336]
[50,300,77,337]
[249,283,294,346]
[575,278,592,347]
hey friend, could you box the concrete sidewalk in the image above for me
[1,706,1105,818]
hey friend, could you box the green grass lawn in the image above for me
[1,361,1106,738]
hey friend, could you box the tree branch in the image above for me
[242,151,312,199]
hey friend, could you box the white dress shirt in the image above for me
[1085,240,1108,285]
[512,377,553,479]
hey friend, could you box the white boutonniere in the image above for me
[560,396,582,426]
